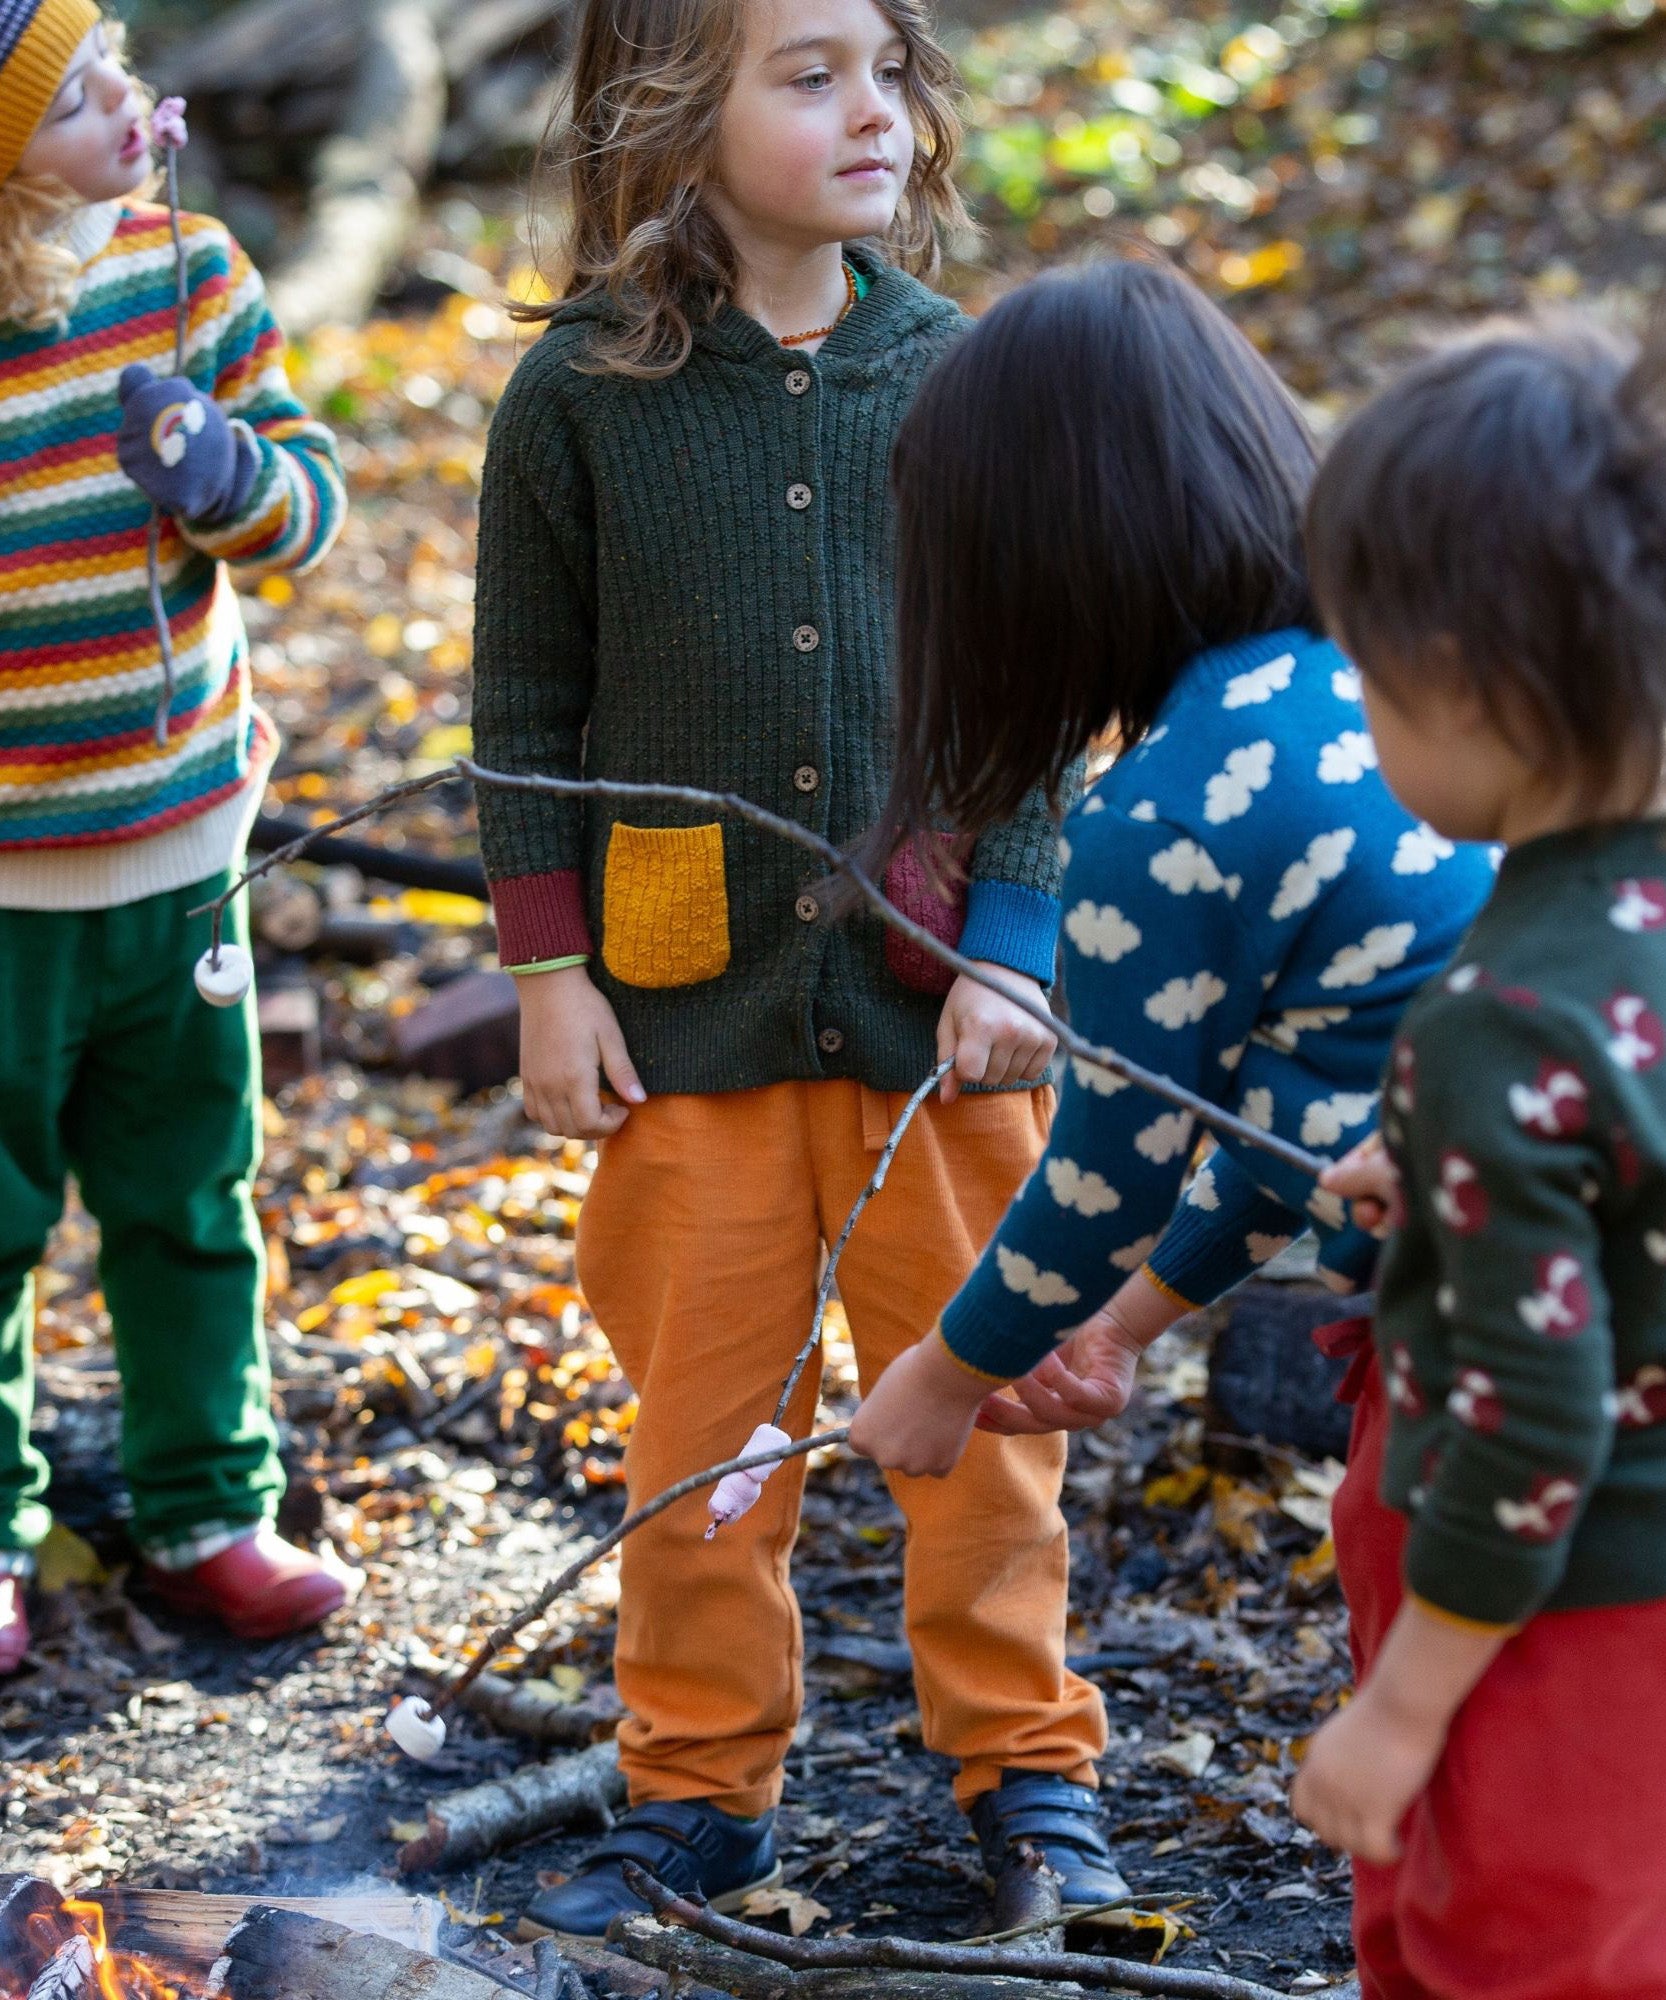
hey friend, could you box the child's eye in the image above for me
[793,67,835,92]
[55,87,86,120]
[877,61,906,88]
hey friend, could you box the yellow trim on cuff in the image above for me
[1406,1592,1522,1639]
[507,954,591,976]
[931,1325,1010,1387]
[1140,1265,1201,1314]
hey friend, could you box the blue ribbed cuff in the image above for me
[939,1277,1075,1383]
[1146,1197,1257,1311]
[960,879,1060,987]
[1316,1220,1382,1287]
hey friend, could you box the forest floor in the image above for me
[11,0,1666,1987]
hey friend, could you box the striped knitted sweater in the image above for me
[0,200,345,872]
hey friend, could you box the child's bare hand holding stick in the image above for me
[1320,1129,1403,1238]
[935,963,1056,1102]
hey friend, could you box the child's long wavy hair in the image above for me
[0,20,154,332]
[519,0,969,378]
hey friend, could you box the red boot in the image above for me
[0,1575,28,1674]
[144,1529,348,1640]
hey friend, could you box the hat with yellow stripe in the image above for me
[0,0,102,182]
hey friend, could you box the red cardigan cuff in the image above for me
[490,869,593,966]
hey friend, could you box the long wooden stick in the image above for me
[192,759,1330,1182]
[621,1866,1293,2000]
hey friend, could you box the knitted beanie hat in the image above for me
[0,0,103,182]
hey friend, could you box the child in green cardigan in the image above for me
[1292,322,1666,1995]
[473,0,1116,1940]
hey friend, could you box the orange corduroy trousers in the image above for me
[575,1078,1109,1817]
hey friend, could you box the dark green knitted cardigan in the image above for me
[472,252,1067,1097]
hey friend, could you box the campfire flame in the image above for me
[15,1899,179,2000]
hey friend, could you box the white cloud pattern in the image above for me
[1203,740,1275,824]
[1320,923,1416,989]
[1222,652,1295,708]
[1270,827,1355,921]
[1318,730,1378,784]
[1240,1086,1275,1129]
[996,1246,1081,1308]
[1185,1162,1220,1211]
[1135,1111,1195,1163]
[1392,825,1456,876]
[1332,664,1363,702]
[1128,800,1158,822]
[1247,1232,1295,1264]
[1145,971,1228,1029]
[1301,1090,1379,1148]
[1069,1056,1129,1096]
[1110,1233,1161,1273]
[1045,1157,1122,1217]
[1064,901,1142,962]
[1150,838,1241,900]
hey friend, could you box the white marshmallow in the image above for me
[385,1696,447,1760]
[705,1424,793,1537]
[194,942,253,1007]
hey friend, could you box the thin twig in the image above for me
[964,1892,1190,1948]
[773,1056,954,1428]
[149,147,192,751]
[430,1428,849,1719]
[620,1866,1294,2000]
[191,760,1330,1182]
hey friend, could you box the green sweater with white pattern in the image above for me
[1376,818,1666,1627]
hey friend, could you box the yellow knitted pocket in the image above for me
[601,822,732,989]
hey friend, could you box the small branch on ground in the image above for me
[457,1669,622,1747]
[396,1738,624,1874]
[618,1866,1296,2000]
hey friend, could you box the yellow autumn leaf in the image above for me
[1143,1463,1209,1509]
[36,1521,106,1593]
[329,1268,403,1307]
[395,888,488,927]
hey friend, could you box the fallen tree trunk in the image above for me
[248,812,487,896]
[265,0,447,334]
[398,1736,625,1873]
[205,1906,500,1999]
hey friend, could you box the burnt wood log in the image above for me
[248,813,488,897]
[0,1874,66,1985]
[205,1906,501,1999]
[24,1938,95,2000]
[398,1736,625,1874]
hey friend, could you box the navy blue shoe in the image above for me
[518,1799,781,1940]
[970,1772,1129,1913]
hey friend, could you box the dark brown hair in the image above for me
[517,0,970,378]
[862,255,1318,875]
[1306,317,1666,808]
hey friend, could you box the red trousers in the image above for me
[1334,1357,1666,2000]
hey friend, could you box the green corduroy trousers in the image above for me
[0,871,281,1558]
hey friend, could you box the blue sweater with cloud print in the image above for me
[938,628,1498,1381]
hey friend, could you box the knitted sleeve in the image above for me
[939,802,1271,1379]
[1388,992,1617,1628]
[471,343,599,966]
[174,221,346,578]
[958,762,1080,986]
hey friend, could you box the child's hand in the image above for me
[1320,1131,1403,1239]
[974,1303,1144,1435]
[515,964,646,1139]
[849,1331,993,1477]
[116,364,256,523]
[1290,1683,1445,1864]
[936,964,1056,1104]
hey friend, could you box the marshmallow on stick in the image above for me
[705,1424,793,1537]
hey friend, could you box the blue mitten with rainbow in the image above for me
[116,363,258,524]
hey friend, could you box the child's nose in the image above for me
[850,80,895,132]
[95,62,131,110]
